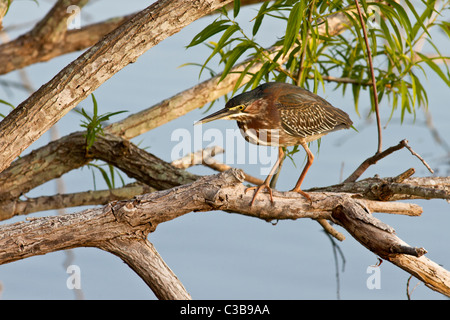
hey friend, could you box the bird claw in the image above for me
[245,184,274,206]
[292,188,312,205]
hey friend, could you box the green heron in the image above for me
[196,82,353,205]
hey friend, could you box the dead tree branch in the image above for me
[0,131,197,213]
[310,169,449,203]
[344,139,434,183]
[99,237,191,300]
[0,1,268,74]
[0,169,448,298]
[0,182,155,220]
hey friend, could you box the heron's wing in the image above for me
[277,91,352,138]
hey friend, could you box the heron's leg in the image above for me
[246,147,284,206]
[291,142,314,203]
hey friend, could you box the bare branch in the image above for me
[171,146,264,185]
[0,131,197,204]
[403,140,434,174]
[31,0,88,43]
[171,146,225,169]
[2,169,449,297]
[0,206,190,299]
[344,139,434,183]
[0,183,155,220]
[99,237,191,300]
[311,170,450,203]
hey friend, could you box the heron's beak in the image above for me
[194,107,239,125]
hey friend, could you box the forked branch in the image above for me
[0,169,448,298]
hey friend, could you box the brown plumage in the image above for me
[196,82,353,205]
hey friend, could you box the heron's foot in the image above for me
[291,187,312,205]
[245,184,274,206]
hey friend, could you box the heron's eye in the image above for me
[238,105,245,111]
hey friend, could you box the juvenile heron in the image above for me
[196,82,353,205]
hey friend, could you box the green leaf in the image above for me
[252,1,270,36]
[233,0,241,18]
[403,0,431,39]
[384,0,412,36]
[0,99,15,109]
[283,1,304,56]
[108,164,115,189]
[219,41,252,82]
[352,83,362,117]
[91,93,98,117]
[251,60,273,88]
[76,94,127,152]
[233,60,255,94]
[186,20,230,48]
[203,24,240,73]
[96,164,113,189]
[416,52,450,87]
[97,110,128,123]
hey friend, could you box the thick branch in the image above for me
[99,237,191,300]
[0,1,265,74]
[0,183,155,220]
[0,206,190,300]
[0,13,132,74]
[0,131,197,204]
[2,169,449,298]
[0,0,233,173]
[2,131,445,221]
[331,202,450,296]
[310,172,450,203]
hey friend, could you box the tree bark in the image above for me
[0,0,233,173]
[0,131,197,204]
[0,1,266,74]
[0,169,448,298]
[99,237,191,300]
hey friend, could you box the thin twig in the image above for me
[354,0,383,154]
[344,140,408,183]
[317,218,345,241]
[344,139,435,182]
[170,146,264,185]
[403,140,434,174]
[406,275,421,300]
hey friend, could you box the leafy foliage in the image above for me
[187,0,450,122]
[85,161,126,190]
[75,94,127,152]
[75,94,128,190]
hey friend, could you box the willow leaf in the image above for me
[283,1,304,56]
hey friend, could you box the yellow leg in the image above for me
[246,147,284,206]
[291,142,314,203]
